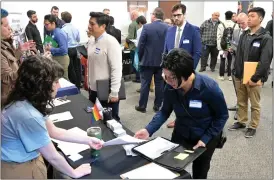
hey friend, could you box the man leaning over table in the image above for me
[135,48,228,179]
[87,12,122,121]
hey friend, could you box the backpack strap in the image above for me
[221,22,226,29]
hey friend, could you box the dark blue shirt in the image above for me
[50,28,68,56]
[145,73,228,144]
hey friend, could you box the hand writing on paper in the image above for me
[193,140,206,150]
[134,129,149,140]
[88,137,104,150]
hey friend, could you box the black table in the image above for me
[52,94,191,179]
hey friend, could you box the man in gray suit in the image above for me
[228,13,249,116]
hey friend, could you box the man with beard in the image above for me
[1,8,36,105]
[25,10,43,53]
[164,3,202,128]
[44,6,65,38]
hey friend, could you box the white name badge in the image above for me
[189,100,202,108]
[253,42,260,47]
[183,39,190,44]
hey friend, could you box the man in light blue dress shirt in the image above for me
[61,11,81,89]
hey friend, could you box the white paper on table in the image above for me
[68,153,83,162]
[51,127,90,156]
[123,144,138,156]
[48,111,73,123]
[59,78,75,88]
[103,135,146,147]
[133,137,179,160]
[120,162,179,179]
[46,98,71,108]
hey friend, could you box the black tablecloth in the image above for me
[52,94,191,179]
[122,50,133,76]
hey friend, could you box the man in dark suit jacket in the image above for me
[44,6,65,38]
[135,7,169,113]
[164,4,202,70]
[164,3,202,128]
[106,16,121,44]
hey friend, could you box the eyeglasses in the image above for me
[163,75,177,83]
[172,14,183,18]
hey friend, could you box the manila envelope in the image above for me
[243,62,262,85]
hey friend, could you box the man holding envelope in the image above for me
[228,7,273,138]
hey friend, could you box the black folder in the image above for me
[96,79,126,101]
[76,45,88,59]
[132,137,206,172]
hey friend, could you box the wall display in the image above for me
[238,1,254,14]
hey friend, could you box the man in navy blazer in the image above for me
[164,4,202,70]
[164,3,202,128]
[135,7,169,113]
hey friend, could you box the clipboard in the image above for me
[243,62,262,85]
[76,45,88,59]
[132,137,206,172]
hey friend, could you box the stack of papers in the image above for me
[133,137,179,160]
[51,127,90,156]
[48,111,73,123]
[123,144,138,156]
[120,162,179,179]
[103,135,146,147]
[59,78,75,88]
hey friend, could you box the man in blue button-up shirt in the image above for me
[44,14,69,80]
[135,48,228,179]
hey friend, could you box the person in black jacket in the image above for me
[265,12,273,37]
[44,6,65,38]
[228,7,273,138]
[106,16,121,44]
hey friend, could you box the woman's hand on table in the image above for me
[88,137,104,150]
[72,163,92,178]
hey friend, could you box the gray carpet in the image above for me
[81,65,273,179]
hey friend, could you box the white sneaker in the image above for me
[228,76,232,81]
[219,76,225,81]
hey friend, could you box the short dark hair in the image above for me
[153,7,164,20]
[136,15,147,25]
[248,7,265,19]
[89,12,109,27]
[51,6,59,12]
[1,9,8,18]
[172,4,186,14]
[225,11,233,20]
[27,10,36,18]
[44,14,57,24]
[4,55,64,116]
[161,48,194,82]
[61,11,72,23]
[109,16,114,26]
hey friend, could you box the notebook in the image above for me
[243,62,262,85]
[120,163,179,179]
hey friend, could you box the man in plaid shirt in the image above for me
[199,12,221,72]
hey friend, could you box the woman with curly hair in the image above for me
[1,55,104,179]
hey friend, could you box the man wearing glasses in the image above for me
[135,48,228,179]
[164,3,202,128]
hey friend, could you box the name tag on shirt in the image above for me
[253,42,260,47]
[183,39,190,44]
[189,100,202,108]
[94,48,100,54]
